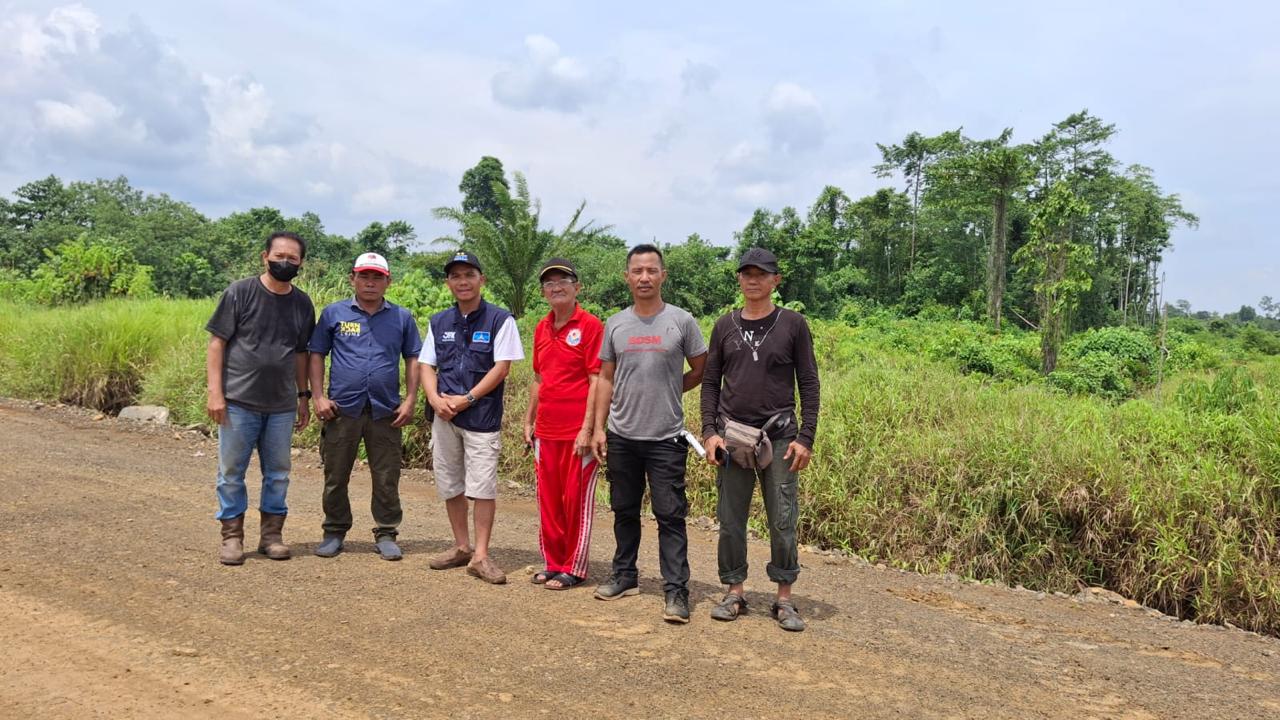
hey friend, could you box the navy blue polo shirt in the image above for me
[308,298,423,420]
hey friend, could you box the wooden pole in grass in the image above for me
[1154,272,1168,403]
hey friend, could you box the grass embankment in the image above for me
[1,299,1277,635]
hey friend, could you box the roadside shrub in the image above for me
[1240,325,1280,356]
[30,235,154,304]
[1064,326,1157,383]
[1175,366,1258,415]
[0,269,36,303]
[1165,331,1224,372]
[1048,351,1132,400]
[955,339,994,375]
[1207,318,1234,336]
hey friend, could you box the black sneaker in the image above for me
[663,588,691,624]
[594,574,640,600]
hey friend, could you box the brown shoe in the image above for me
[257,511,291,560]
[427,546,473,570]
[219,515,245,566]
[466,557,507,584]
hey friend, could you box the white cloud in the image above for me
[763,82,825,153]
[352,184,398,213]
[0,5,208,167]
[9,3,100,67]
[490,34,618,112]
[35,92,116,134]
[716,141,776,182]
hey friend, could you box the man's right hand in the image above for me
[206,391,227,426]
[429,395,456,421]
[313,395,338,422]
[591,428,608,463]
[704,434,726,466]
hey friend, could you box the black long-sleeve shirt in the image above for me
[700,307,820,449]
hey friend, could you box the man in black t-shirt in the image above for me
[701,247,820,631]
[205,231,316,566]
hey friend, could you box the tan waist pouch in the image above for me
[720,413,787,470]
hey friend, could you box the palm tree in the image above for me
[433,172,611,317]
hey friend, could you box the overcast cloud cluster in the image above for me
[0,1,1275,310]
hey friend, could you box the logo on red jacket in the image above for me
[565,328,582,347]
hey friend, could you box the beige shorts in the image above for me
[430,415,501,500]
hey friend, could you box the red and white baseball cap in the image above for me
[352,252,390,275]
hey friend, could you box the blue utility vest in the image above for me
[430,300,512,433]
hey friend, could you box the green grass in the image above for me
[1,299,1278,635]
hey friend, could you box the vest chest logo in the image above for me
[471,331,491,343]
[565,328,582,347]
[338,321,361,336]
[441,331,457,342]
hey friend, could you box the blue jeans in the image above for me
[215,403,295,520]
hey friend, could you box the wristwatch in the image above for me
[465,392,477,405]
[297,390,312,399]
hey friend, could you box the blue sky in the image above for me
[1,1,1275,311]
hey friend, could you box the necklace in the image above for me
[730,308,781,362]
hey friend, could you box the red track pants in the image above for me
[533,438,598,578]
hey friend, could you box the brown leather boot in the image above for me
[219,515,245,566]
[257,511,291,560]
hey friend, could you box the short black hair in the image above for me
[265,231,307,260]
[626,243,664,268]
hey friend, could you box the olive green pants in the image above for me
[716,440,800,585]
[320,405,403,539]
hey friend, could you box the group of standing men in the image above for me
[206,234,818,631]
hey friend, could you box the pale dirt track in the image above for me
[0,400,1277,720]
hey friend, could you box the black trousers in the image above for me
[605,432,690,593]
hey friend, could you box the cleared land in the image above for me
[0,400,1277,720]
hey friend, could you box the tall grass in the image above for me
[1,300,1278,634]
[0,299,211,412]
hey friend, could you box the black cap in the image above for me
[737,247,780,274]
[443,250,483,274]
[539,257,578,281]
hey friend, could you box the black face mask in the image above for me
[267,260,300,282]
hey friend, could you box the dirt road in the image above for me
[0,400,1276,719]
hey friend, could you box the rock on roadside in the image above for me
[119,405,170,424]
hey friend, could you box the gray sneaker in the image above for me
[593,575,639,600]
[663,588,691,624]
[374,536,402,561]
[314,533,344,558]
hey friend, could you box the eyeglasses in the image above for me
[541,278,576,290]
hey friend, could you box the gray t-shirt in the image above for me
[206,276,316,414]
[600,303,707,440]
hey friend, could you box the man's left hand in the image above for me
[295,397,311,431]
[391,399,416,428]
[783,441,812,472]
[442,394,472,414]
[573,427,593,457]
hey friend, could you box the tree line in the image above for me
[6,108,1271,372]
